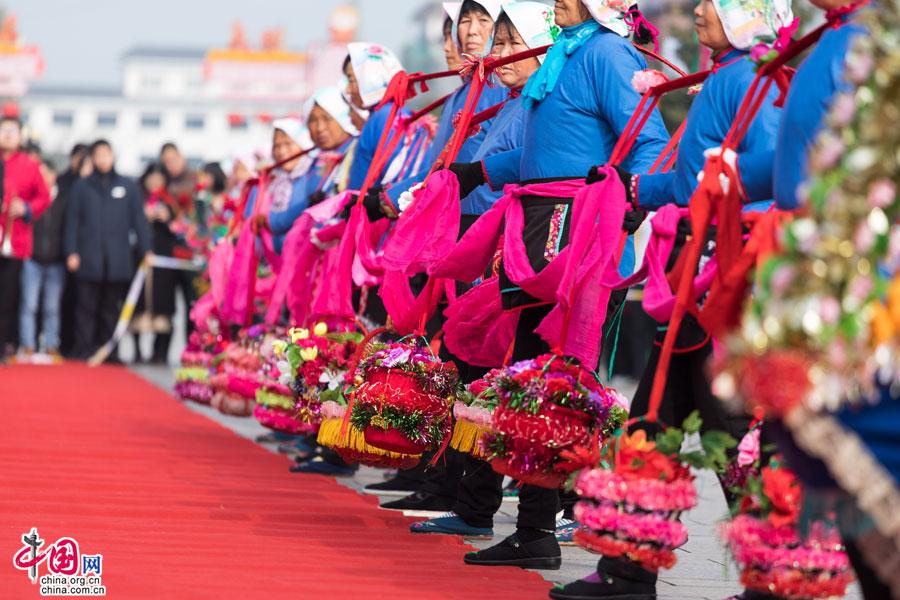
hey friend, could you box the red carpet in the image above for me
[0,364,551,599]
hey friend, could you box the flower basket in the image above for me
[720,461,854,599]
[573,461,696,571]
[573,413,736,572]
[208,325,271,417]
[480,354,628,489]
[449,370,500,459]
[349,341,458,457]
[279,325,362,434]
[316,401,421,469]
[173,333,222,404]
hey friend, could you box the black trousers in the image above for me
[73,279,128,359]
[454,304,561,531]
[150,267,195,361]
[0,256,22,349]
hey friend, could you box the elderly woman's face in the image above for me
[554,0,592,28]
[553,0,591,27]
[343,62,365,109]
[272,128,302,170]
[307,104,350,151]
[458,6,494,55]
[694,0,730,51]
[491,22,541,89]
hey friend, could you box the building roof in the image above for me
[122,46,207,61]
[27,83,122,98]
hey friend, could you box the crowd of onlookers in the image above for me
[0,115,252,365]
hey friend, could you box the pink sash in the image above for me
[381,169,461,275]
[265,192,353,325]
[442,277,518,367]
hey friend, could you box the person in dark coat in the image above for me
[64,139,151,361]
[57,143,90,356]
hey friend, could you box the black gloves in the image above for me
[586,165,645,233]
[449,162,486,199]
[339,186,398,221]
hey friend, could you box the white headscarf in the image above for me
[580,0,637,37]
[443,1,463,23]
[501,1,558,62]
[305,87,359,137]
[272,118,314,152]
[711,0,794,51]
[347,42,404,108]
[452,0,504,57]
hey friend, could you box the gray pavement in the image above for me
[132,364,861,600]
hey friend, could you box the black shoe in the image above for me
[464,532,561,570]
[379,491,455,516]
[364,476,422,496]
[549,557,657,599]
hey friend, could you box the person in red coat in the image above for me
[0,116,50,359]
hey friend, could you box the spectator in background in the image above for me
[0,116,51,361]
[65,139,151,362]
[17,160,67,361]
[58,143,92,357]
[194,161,227,240]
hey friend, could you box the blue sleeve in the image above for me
[482,148,522,189]
[594,45,669,173]
[635,172,677,209]
[243,187,258,219]
[739,149,776,205]
[268,182,308,235]
[347,107,391,191]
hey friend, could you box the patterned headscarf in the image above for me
[502,1,559,62]
[711,0,794,50]
[346,42,404,108]
[305,87,359,137]
[580,0,637,37]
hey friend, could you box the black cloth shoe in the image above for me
[549,557,657,599]
[379,491,455,515]
[364,476,422,496]
[464,532,561,570]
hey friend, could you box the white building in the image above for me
[22,46,311,175]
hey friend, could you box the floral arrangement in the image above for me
[712,5,900,418]
[210,324,269,416]
[271,323,362,432]
[174,330,227,404]
[720,457,854,599]
[449,369,503,459]
[480,354,629,489]
[349,340,459,455]
[574,412,735,571]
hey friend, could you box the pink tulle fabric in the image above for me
[452,401,493,428]
[253,404,317,435]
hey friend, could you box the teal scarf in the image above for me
[521,19,601,108]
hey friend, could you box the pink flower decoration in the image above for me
[737,428,760,467]
[750,43,772,63]
[630,69,667,94]
[830,93,856,127]
[868,178,896,208]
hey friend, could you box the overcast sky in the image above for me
[7,0,432,86]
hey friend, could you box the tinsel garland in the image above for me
[316,415,421,469]
[449,418,492,458]
[574,501,689,550]
[713,3,900,416]
[573,529,678,572]
[574,469,697,513]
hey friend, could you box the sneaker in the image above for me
[277,439,314,455]
[46,349,64,364]
[363,476,422,496]
[555,518,578,546]
[549,558,657,599]
[410,512,493,539]
[502,478,520,502]
[255,431,297,444]
[289,458,356,477]
[13,348,34,364]
[464,532,561,570]
[379,491,455,517]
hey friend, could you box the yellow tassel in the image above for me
[317,417,421,460]
[175,367,209,383]
[254,389,295,410]
[449,419,492,459]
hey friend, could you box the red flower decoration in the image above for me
[762,466,802,528]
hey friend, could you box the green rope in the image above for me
[603,299,627,382]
